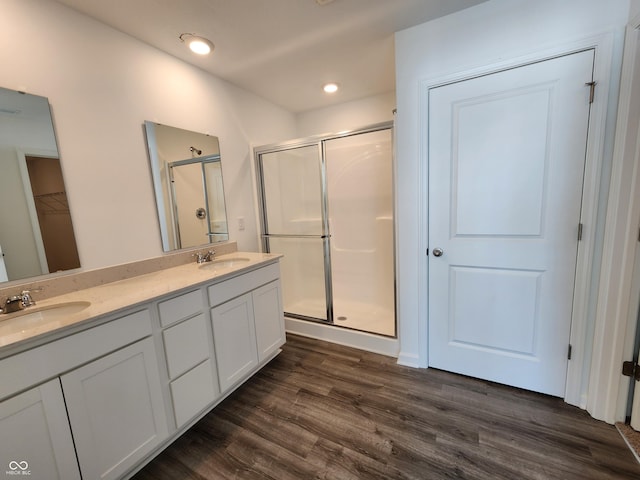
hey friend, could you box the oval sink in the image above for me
[199,257,251,269]
[2,301,92,324]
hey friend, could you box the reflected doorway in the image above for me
[25,155,80,274]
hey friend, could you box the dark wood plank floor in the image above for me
[133,334,640,480]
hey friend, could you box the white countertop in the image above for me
[0,252,281,352]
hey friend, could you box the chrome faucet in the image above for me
[21,290,38,307]
[1,288,41,314]
[193,250,216,264]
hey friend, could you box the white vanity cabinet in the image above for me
[0,255,284,480]
[0,308,168,480]
[209,263,284,393]
[61,337,168,480]
[0,378,80,480]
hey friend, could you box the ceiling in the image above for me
[54,0,486,113]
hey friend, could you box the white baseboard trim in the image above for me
[397,352,424,368]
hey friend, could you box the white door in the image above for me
[428,50,594,397]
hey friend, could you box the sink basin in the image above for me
[199,257,251,269]
[2,301,92,324]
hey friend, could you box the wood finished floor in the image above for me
[133,334,640,480]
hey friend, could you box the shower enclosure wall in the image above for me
[255,123,395,337]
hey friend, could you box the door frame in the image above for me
[589,15,640,424]
[16,147,59,276]
[414,32,618,408]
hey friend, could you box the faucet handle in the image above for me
[21,288,42,307]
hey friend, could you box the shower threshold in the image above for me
[286,299,396,337]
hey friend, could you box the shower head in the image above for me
[190,146,202,156]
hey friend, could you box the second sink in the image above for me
[199,257,251,269]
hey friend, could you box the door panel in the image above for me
[453,88,549,237]
[0,379,81,480]
[428,50,594,396]
[171,162,207,248]
[261,145,324,236]
[450,266,541,355]
[61,338,168,480]
[210,293,259,392]
[259,145,329,321]
[268,236,328,320]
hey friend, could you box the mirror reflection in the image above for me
[0,87,80,284]
[144,122,229,251]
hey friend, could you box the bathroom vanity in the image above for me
[0,251,284,480]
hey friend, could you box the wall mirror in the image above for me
[0,87,81,284]
[144,121,229,251]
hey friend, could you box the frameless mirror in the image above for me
[0,87,81,284]
[144,122,229,251]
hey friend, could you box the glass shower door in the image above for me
[324,129,395,336]
[169,161,208,249]
[258,145,330,322]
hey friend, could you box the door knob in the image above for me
[432,248,444,257]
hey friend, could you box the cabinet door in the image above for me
[0,379,81,480]
[253,280,285,362]
[61,338,168,480]
[211,293,259,392]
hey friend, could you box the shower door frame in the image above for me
[167,154,222,249]
[254,121,396,335]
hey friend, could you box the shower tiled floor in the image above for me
[286,298,395,337]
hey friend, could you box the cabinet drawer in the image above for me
[170,360,218,428]
[158,290,202,328]
[162,314,209,380]
[208,263,280,307]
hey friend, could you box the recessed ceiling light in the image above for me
[323,83,339,94]
[179,33,214,55]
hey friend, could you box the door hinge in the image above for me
[622,361,640,381]
[568,344,572,360]
[578,223,583,241]
[585,81,597,104]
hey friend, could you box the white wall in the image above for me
[632,0,640,19]
[0,0,296,273]
[394,0,629,400]
[296,91,395,138]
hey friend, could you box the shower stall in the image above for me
[168,155,228,249]
[255,123,395,337]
